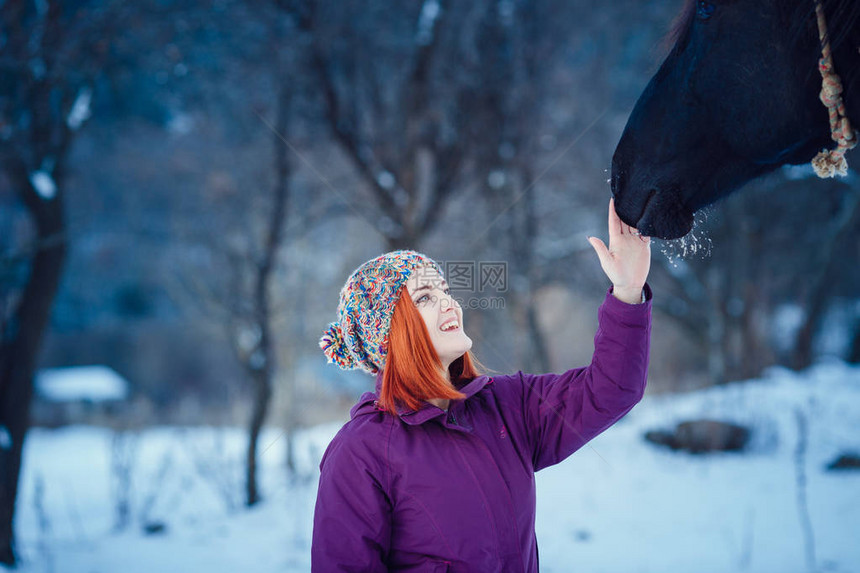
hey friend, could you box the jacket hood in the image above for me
[350,372,492,425]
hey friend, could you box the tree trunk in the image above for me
[848,321,860,364]
[706,268,727,385]
[284,383,298,478]
[0,168,67,566]
[386,231,418,252]
[793,299,826,371]
[518,164,549,374]
[245,80,291,506]
[793,186,860,370]
[246,370,272,506]
[524,299,550,373]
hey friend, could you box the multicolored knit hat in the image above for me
[320,250,444,374]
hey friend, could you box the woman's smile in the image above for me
[406,266,473,369]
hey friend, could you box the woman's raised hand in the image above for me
[587,198,651,304]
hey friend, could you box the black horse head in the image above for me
[612,0,860,239]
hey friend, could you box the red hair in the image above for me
[379,287,482,414]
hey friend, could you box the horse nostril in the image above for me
[610,166,624,197]
[640,188,659,222]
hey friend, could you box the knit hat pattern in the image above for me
[320,250,443,374]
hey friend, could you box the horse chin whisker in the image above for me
[656,208,714,263]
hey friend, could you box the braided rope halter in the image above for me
[811,0,857,177]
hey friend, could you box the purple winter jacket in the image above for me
[312,286,652,572]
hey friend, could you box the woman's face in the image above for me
[405,266,473,369]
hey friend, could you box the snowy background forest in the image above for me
[1,0,859,571]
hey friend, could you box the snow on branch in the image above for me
[67,86,93,131]
[29,170,57,200]
[416,0,441,46]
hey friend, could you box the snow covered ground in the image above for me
[12,360,860,573]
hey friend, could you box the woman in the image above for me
[313,199,652,572]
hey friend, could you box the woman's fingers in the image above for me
[608,198,624,237]
[587,236,611,270]
[610,198,642,238]
[634,230,651,244]
[605,197,651,249]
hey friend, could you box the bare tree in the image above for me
[644,170,859,386]
[163,0,302,505]
[794,408,817,572]
[243,81,292,505]
[0,1,119,564]
[791,181,860,370]
[110,430,139,532]
[174,93,294,506]
[291,0,486,250]
[469,0,574,372]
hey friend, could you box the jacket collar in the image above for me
[350,373,492,425]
